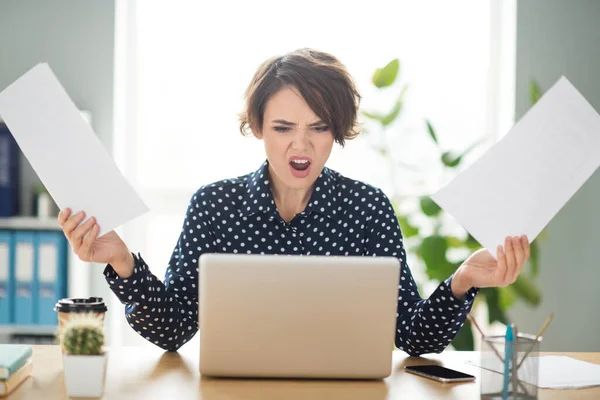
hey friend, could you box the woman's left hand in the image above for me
[451,235,530,298]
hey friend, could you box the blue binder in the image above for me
[0,124,20,217]
[0,230,14,324]
[13,231,37,324]
[36,231,67,325]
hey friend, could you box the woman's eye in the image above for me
[314,126,329,132]
[273,126,290,132]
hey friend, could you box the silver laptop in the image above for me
[198,253,400,379]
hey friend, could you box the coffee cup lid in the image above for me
[54,297,107,313]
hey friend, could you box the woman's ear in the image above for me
[253,130,263,140]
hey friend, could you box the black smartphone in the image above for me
[404,365,476,383]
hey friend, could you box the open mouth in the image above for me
[289,159,311,171]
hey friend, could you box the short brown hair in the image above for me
[239,48,361,147]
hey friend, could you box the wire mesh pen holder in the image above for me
[480,333,542,399]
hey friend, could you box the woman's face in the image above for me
[258,86,335,191]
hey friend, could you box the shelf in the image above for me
[0,325,58,336]
[0,216,61,231]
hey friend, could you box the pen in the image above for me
[468,314,528,394]
[502,324,514,399]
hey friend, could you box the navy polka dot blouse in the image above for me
[104,160,478,354]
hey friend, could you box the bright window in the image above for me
[112,0,515,346]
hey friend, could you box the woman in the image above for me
[58,48,530,355]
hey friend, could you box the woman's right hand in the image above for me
[58,208,134,278]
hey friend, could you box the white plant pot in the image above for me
[37,192,54,217]
[63,353,108,398]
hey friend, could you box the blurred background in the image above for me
[0,0,598,352]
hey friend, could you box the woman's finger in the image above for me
[511,236,525,282]
[57,208,71,227]
[503,236,516,286]
[71,217,96,252]
[513,236,525,268]
[495,244,508,284]
[62,211,86,239]
[512,259,524,283]
[522,235,531,261]
[79,223,99,260]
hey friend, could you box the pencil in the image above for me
[467,314,503,361]
[516,313,553,370]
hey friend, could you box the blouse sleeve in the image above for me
[104,189,215,351]
[364,190,479,356]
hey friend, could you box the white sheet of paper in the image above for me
[0,63,148,237]
[467,356,600,389]
[431,76,600,256]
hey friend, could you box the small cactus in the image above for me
[61,314,105,355]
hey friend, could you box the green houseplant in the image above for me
[61,314,107,397]
[362,59,544,350]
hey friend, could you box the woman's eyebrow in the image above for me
[271,119,326,126]
[271,119,295,126]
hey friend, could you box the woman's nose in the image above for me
[291,129,310,150]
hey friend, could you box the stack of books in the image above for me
[0,344,32,397]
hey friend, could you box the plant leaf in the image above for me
[529,80,542,105]
[498,285,518,309]
[456,140,483,163]
[481,287,508,325]
[465,233,481,251]
[452,323,474,351]
[380,86,408,126]
[381,98,402,126]
[441,151,462,167]
[511,275,541,306]
[426,120,439,144]
[420,196,441,217]
[529,240,539,277]
[537,227,549,241]
[397,214,419,238]
[460,139,483,157]
[419,236,448,267]
[362,86,408,127]
[447,236,465,248]
[372,59,400,88]
[419,236,455,282]
[362,110,381,120]
[442,139,483,168]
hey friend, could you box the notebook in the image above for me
[0,345,32,380]
[0,360,33,397]
[467,355,600,389]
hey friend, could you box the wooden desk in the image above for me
[9,345,600,399]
